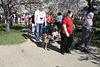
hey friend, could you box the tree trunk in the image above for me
[87,0,95,13]
[5,17,10,33]
[4,8,10,33]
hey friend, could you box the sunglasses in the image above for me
[42,8,44,9]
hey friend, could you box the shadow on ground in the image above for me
[22,25,100,65]
[22,26,61,53]
[78,49,100,65]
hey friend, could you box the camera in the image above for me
[40,17,43,20]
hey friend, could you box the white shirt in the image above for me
[56,15,63,24]
[13,14,15,18]
[35,10,46,24]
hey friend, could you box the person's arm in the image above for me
[62,24,69,37]
[24,16,25,20]
[44,12,47,26]
[44,16,47,26]
[82,19,89,30]
[34,15,37,26]
[30,15,33,22]
[56,16,58,22]
[51,15,54,21]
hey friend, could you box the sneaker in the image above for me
[36,41,39,43]
[45,47,47,50]
[60,51,64,55]
[82,49,89,53]
[66,50,71,54]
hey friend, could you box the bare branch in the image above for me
[1,0,4,4]
[5,0,12,6]
[9,3,16,10]
[0,4,3,7]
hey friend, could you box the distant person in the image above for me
[31,13,35,33]
[24,13,28,26]
[28,13,32,25]
[56,12,63,32]
[13,12,15,23]
[18,13,21,24]
[0,15,3,21]
[22,13,25,21]
[10,13,14,27]
[34,5,46,42]
[46,10,54,34]
[0,15,1,21]
[75,12,94,53]
[60,10,73,55]
[15,12,18,24]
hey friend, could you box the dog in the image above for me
[42,33,50,50]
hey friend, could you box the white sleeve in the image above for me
[35,11,37,16]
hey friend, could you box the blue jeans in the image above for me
[46,23,51,34]
[36,23,43,41]
[15,17,17,24]
[43,22,46,33]
[57,22,61,32]
[10,20,13,27]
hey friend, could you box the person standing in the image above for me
[60,10,73,55]
[22,13,25,21]
[13,12,15,23]
[56,12,63,32]
[0,15,1,21]
[46,10,54,34]
[28,13,32,26]
[18,13,20,24]
[15,12,18,24]
[75,12,94,53]
[24,13,28,26]
[34,5,46,42]
[31,13,35,33]
[10,13,14,27]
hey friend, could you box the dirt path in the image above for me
[0,22,99,67]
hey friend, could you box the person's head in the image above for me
[65,10,72,18]
[25,13,27,16]
[87,12,94,19]
[10,13,13,15]
[48,10,52,15]
[39,5,45,11]
[29,13,30,15]
[58,12,62,16]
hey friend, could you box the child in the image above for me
[51,25,60,40]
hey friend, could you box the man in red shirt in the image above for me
[60,10,73,55]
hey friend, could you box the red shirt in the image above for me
[24,15,28,20]
[61,17,73,35]
[46,14,54,23]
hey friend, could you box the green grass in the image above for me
[0,20,26,45]
[74,22,100,48]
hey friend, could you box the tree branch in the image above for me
[1,0,4,4]
[5,0,12,6]
[9,3,16,10]
[0,4,3,7]
[0,0,5,8]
